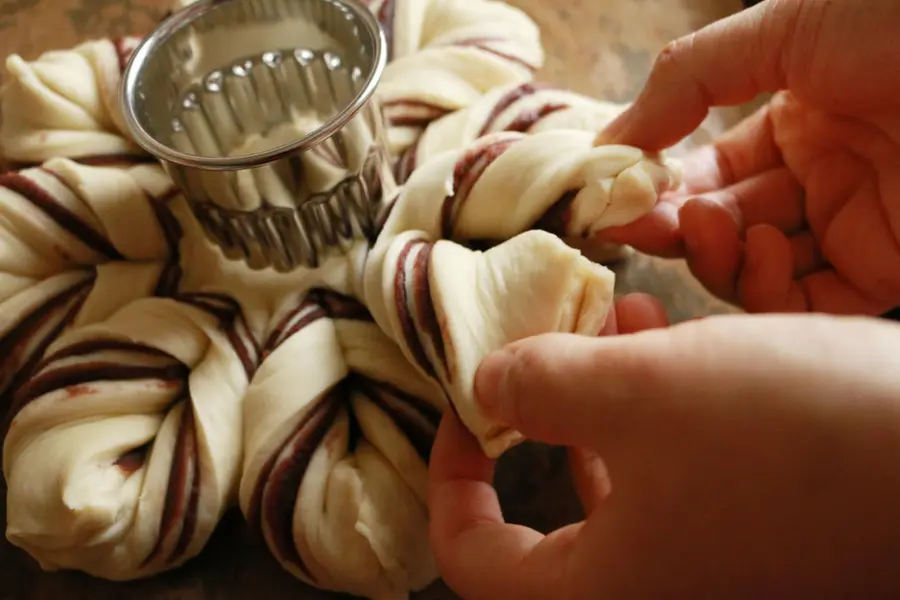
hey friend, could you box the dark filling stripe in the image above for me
[153,260,183,298]
[411,243,448,375]
[168,405,201,563]
[382,100,453,129]
[61,154,155,166]
[476,82,551,137]
[0,275,94,414]
[141,401,201,567]
[263,300,329,358]
[447,37,538,72]
[394,136,420,185]
[504,102,570,134]
[357,378,440,463]
[263,290,373,359]
[247,386,345,581]
[30,338,175,369]
[309,289,373,323]
[12,357,188,411]
[0,171,123,261]
[440,136,519,239]
[533,189,578,237]
[149,194,184,258]
[9,338,186,423]
[176,293,261,378]
[115,442,152,475]
[394,239,438,380]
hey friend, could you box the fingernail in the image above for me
[473,349,514,413]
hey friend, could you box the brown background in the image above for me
[0,0,744,598]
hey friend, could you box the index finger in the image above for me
[600,1,795,151]
[428,410,580,600]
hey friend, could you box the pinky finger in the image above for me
[737,224,802,312]
[739,225,890,315]
[613,293,670,334]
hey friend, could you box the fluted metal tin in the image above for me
[120,0,393,272]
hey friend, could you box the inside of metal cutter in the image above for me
[124,0,384,166]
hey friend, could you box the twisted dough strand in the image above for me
[380,129,681,253]
[3,294,258,580]
[1,38,148,164]
[0,159,182,408]
[240,289,444,600]
[362,122,679,457]
[363,0,544,155]
[0,159,179,276]
[362,228,615,457]
[395,81,628,183]
[0,262,181,418]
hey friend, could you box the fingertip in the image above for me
[681,197,743,301]
[429,411,552,600]
[598,78,707,152]
[567,446,611,515]
[474,334,613,447]
[429,413,505,576]
[430,410,495,486]
[613,293,670,334]
[473,345,516,416]
[738,224,795,312]
[600,300,619,336]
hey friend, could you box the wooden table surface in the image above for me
[0,0,746,598]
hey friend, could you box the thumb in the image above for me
[599,0,797,151]
[473,314,900,451]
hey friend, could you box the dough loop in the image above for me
[3,293,258,579]
[395,81,629,183]
[1,38,147,165]
[240,287,444,600]
[0,159,182,408]
[363,0,544,155]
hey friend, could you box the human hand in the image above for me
[596,0,900,315]
[429,311,900,599]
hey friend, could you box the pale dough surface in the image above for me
[1,0,679,593]
[4,297,252,580]
[239,290,445,600]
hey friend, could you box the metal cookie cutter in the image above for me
[120,0,394,272]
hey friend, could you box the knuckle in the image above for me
[652,36,691,77]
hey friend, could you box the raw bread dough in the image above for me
[3,294,258,580]
[0,159,179,276]
[368,0,544,155]
[379,130,682,253]
[240,288,445,600]
[0,1,668,592]
[0,159,182,403]
[396,82,629,183]
[1,38,145,164]
[0,263,180,414]
[363,229,615,458]
[364,127,680,456]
